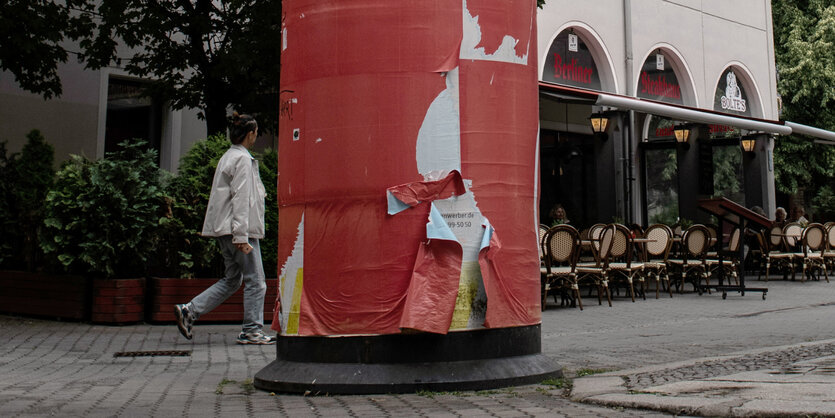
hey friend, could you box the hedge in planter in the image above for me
[0,130,55,270]
[41,140,164,323]
[0,132,89,321]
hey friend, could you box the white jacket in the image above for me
[201,145,266,243]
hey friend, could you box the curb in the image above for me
[570,338,835,417]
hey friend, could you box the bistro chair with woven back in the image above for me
[756,227,796,281]
[779,222,805,280]
[576,224,616,307]
[768,225,784,251]
[666,224,711,293]
[823,223,835,281]
[704,224,719,258]
[794,223,828,282]
[642,224,674,298]
[540,224,583,310]
[538,223,550,263]
[705,227,742,287]
[606,224,645,302]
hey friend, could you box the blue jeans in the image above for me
[189,236,266,333]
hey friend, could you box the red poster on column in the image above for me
[274,0,540,336]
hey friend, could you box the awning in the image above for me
[539,81,835,140]
[785,121,835,142]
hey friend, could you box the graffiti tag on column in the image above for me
[280,97,297,121]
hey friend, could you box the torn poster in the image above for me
[275,0,540,336]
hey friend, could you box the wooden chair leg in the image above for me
[596,281,603,305]
[573,284,583,311]
[654,272,660,299]
[602,280,612,307]
[703,271,711,294]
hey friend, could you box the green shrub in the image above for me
[41,140,163,278]
[157,135,279,279]
[257,147,278,278]
[0,141,14,266]
[0,130,55,270]
[157,134,230,278]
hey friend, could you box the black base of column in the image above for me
[253,325,561,394]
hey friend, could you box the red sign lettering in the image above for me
[655,126,674,137]
[553,53,594,85]
[640,71,681,100]
[709,124,734,133]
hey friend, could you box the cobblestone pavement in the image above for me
[0,316,668,417]
[625,341,835,390]
[1,278,833,416]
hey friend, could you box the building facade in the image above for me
[0,50,208,172]
[537,0,779,228]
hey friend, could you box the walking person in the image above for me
[175,113,276,345]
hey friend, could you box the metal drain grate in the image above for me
[113,350,192,358]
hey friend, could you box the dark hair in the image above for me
[229,112,258,144]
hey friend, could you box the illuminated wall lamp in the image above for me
[740,136,757,153]
[673,123,692,143]
[589,111,611,134]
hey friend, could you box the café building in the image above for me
[536,0,832,228]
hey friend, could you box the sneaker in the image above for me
[174,303,194,340]
[236,331,277,345]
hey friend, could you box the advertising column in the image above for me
[255,0,558,394]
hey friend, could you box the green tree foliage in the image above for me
[41,141,164,278]
[80,1,282,135]
[0,1,94,98]
[645,148,678,225]
[0,131,55,270]
[772,0,835,214]
[712,146,743,204]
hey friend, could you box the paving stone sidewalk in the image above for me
[2,279,834,416]
[0,316,668,417]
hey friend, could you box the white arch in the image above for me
[636,43,698,107]
[540,22,620,94]
[714,62,765,119]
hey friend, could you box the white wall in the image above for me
[0,61,100,162]
[0,52,206,171]
[537,0,779,119]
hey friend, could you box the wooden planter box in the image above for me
[147,277,278,323]
[0,271,89,320]
[91,278,146,324]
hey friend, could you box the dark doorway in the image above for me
[540,129,597,230]
[105,77,162,163]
